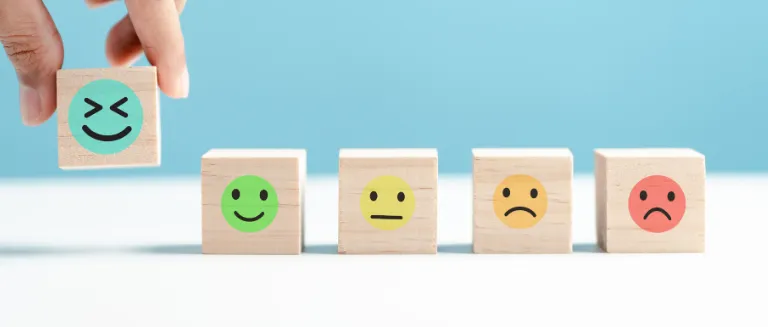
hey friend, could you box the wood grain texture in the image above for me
[472,148,573,254]
[595,148,706,253]
[338,149,438,254]
[201,149,305,254]
[57,67,160,169]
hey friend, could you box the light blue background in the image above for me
[1,1,766,178]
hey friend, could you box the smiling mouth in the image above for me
[82,125,132,142]
[504,206,537,217]
[370,215,403,220]
[234,211,265,222]
[643,207,672,221]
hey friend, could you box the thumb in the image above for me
[0,0,63,126]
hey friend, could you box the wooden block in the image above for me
[472,148,573,254]
[595,148,705,253]
[338,149,438,254]
[57,67,160,169]
[201,149,306,255]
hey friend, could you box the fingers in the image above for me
[84,0,115,9]
[105,15,142,67]
[0,0,64,126]
[122,0,188,99]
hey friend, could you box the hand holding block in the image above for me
[338,149,438,254]
[472,148,573,254]
[595,148,705,253]
[57,67,160,169]
[202,149,306,254]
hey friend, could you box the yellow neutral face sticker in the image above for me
[360,175,415,230]
[492,174,548,229]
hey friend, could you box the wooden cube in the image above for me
[201,149,306,255]
[338,149,438,254]
[472,148,573,254]
[57,67,160,169]
[595,148,705,253]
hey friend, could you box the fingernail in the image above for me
[20,84,42,126]
[179,66,189,98]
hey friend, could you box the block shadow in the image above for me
[572,243,602,253]
[437,243,603,254]
[438,243,473,254]
[131,244,202,255]
[0,244,107,257]
[303,244,338,254]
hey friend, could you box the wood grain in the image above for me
[201,149,305,254]
[472,148,573,254]
[338,149,438,254]
[57,67,160,169]
[595,148,706,253]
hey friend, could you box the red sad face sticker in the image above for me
[628,175,686,233]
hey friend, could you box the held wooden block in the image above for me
[57,67,160,169]
[202,149,306,255]
[472,148,573,254]
[338,149,438,254]
[595,148,705,253]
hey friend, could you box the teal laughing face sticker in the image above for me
[221,175,279,233]
[68,79,143,155]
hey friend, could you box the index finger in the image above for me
[124,0,188,98]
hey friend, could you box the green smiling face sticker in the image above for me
[221,175,279,233]
[68,79,143,154]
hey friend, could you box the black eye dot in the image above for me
[667,191,675,202]
[502,188,510,197]
[370,191,378,201]
[530,188,538,198]
[397,192,405,202]
[260,190,268,201]
[232,189,240,200]
[640,190,647,201]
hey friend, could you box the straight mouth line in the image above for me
[504,206,537,217]
[370,215,403,220]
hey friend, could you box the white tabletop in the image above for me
[0,174,765,326]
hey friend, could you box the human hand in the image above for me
[0,0,188,126]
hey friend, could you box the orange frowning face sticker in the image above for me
[628,175,686,233]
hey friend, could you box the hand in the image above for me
[0,0,188,126]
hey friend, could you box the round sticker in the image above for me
[68,79,143,155]
[628,175,686,233]
[492,174,548,229]
[360,175,415,231]
[221,175,279,233]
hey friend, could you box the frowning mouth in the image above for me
[504,206,537,217]
[370,215,403,220]
[643,207,672,221]
[234,211,265,222]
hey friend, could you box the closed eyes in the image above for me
[83,97,129,118]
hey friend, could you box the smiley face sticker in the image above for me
[492,174,548,229]
[221,175,279,233]
[68,79,143,155]
[628,175,686,233]
[360,175,415,231]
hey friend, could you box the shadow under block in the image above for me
[472,149,573,254]
[595,148,705,253]
[201,149,306,254]
[57,67,160,169]
[338,149,438,254]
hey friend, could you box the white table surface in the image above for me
[0,174,766,326]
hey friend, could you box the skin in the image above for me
[0,0,189,126]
